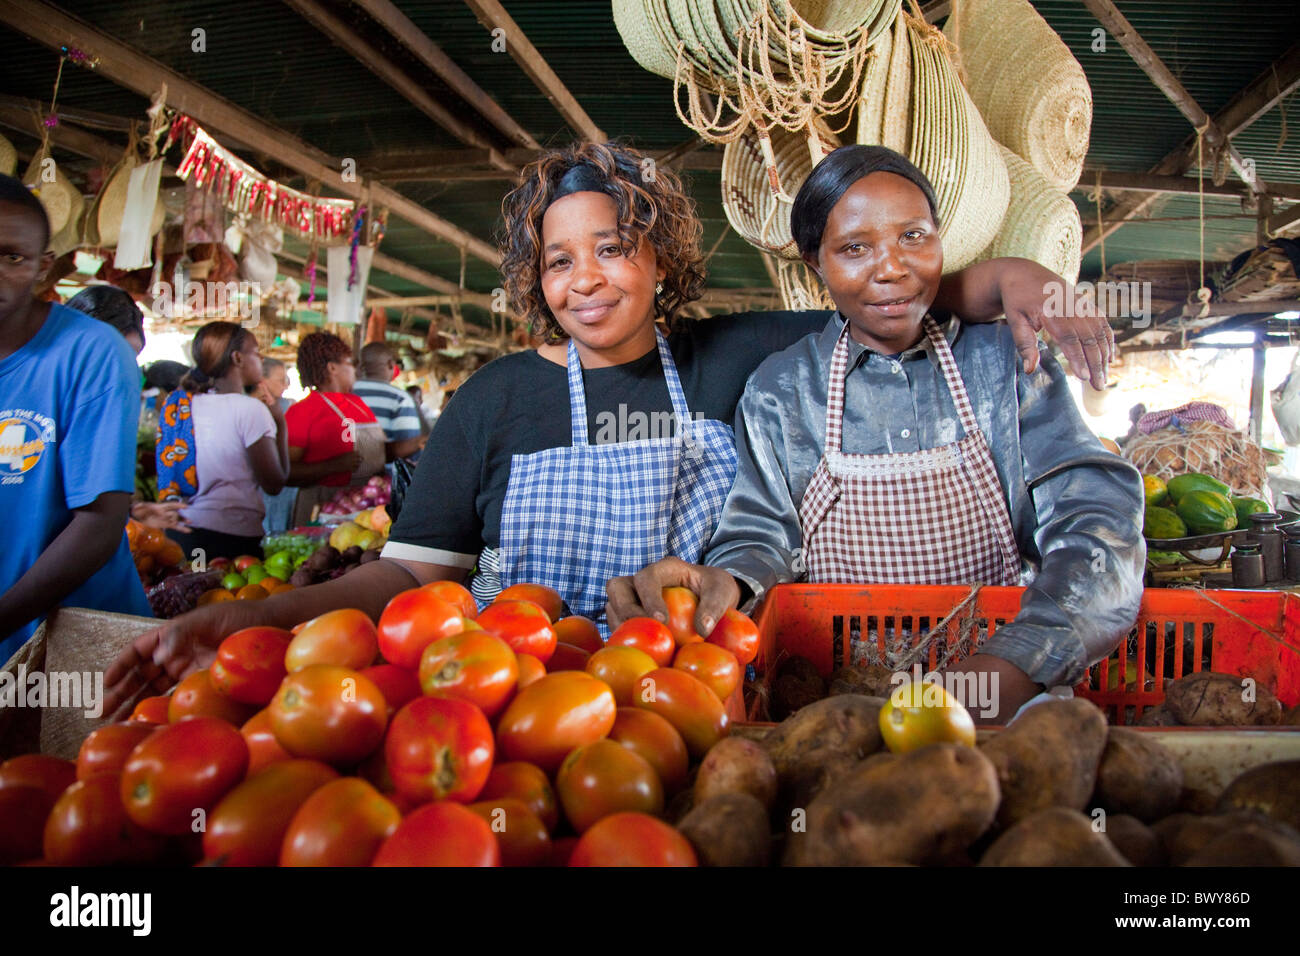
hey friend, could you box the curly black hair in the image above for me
[297,331,352,390]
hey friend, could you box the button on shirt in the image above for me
[704,313,1147,688]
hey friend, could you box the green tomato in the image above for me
[293,555,309,569]
[245,565,270,586]
[265,564,291,582]
[221,572,248,591]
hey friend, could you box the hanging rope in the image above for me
[1193,126,1212,321]
[1092,168,1107,278]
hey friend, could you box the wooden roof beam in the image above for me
[1080,169,1300,202]
[0,0,501,269]
[354,0,539,151]
[0,104,126,167]
[462,0,606,143]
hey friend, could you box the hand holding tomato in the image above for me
[605,556,741,639]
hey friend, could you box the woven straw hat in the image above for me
[49,181,85,258]
[980,145,1083,284]
[21,147,76,236]
[91,157,165,249]
[943,0,1091,191]
[613,0,679,80]
[0,133,15,178]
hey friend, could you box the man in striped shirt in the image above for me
[353,342,425,464]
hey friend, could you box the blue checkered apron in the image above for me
[495,331,738,635]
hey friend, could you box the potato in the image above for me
[1136,703,1180,726]
[677,793,771,867]
[775,656,821,685]
[1216,760,1300,830]
[1152,811,1269,865]
[785,743,999,866]
[979,807,1130,866]
[762,694,885,800]
[1092,728,1184,822]
[1163,672,1282,726]
[771,673,823,720]
[979,698,1108,827]
[1184,821,1300,866]
[1104,814,1166,866]
[694,738,778,810]
[828,664,896,699]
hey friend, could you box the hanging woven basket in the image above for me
[978,145,1083,284]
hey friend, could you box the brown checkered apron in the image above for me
[798,317,1021,591]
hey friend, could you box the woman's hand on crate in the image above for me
[606,556,741,636]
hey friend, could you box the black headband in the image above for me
[551,163,611,205]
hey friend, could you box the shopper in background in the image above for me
[284,331,385,525]
[0,174,151,659]
[260,356,298,533]
[352,341,426,463]
[156,321,289,560]
[66,284,146,354]
[406,383,433,438]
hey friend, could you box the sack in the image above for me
[1271,350,1300,446]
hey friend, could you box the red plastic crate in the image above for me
[748,584,1300,724]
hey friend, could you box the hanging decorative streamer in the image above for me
[348,204,366,291]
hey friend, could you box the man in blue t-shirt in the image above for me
[0,175,153,662]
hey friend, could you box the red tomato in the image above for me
[553,616,603,654]
[672,642,742,701]
[586,646,658,707]
[569,812,697,867]
[607,617,675,666]
[478,600,557,664]
[496,582,564,622]
[385,696,494,804]
[496,671,617,774]
[707,608,760,665]
[556,739,664,833]
[478,762,559,833]
[377,589,467,671]
[120,717,249,835]
[202,759,338,866]
[210,626,292,705]
[43,775,168,866]
[269,665,387,766]
[635,668,729,758]
[547,642,591,673]
[0,754,76,804]
[76,723,157,781]
[360,664,422,720]
[285,609,378,672]
[608,707,690,794]
[372,801,500,867]
[281,777,401,866]
[0,786,52,864]
[516,653,546,688]
[467,797,551,867]
[418,630,518,718]
[420,579,478,620]
[130,695,170,724]
[663,586,704,645]
[233,555,260,572]
[240,708,293,775]
[167,669,257,726]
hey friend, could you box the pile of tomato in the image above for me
[0,582,760,867]
[125,519,186,587]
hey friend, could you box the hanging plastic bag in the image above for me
[1271,348,1300,446]
[113,159,163,270]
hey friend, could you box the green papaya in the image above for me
[1231,496,1271,525]
[1166,472,1231,503]
[1143,506,1188,539]
[1175,490,1238,535]
[1147,550,1183,565]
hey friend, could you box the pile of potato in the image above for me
[1139,671,1299,727]
[672,695,1300,866]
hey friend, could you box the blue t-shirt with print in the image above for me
[0,303,153,662]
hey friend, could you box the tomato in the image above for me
[0,786,52,864]
[386,696,494,804]
[0,755,76,803]
[496,582,564,622]
[467,797,551,867]
[167,669,257,726]
[197,588,235,607]
[372,801,500,867]
[269,666,387,766]
[635,668,729,758]
[516,653,546,688]
[608,708,689,794]
[586,646,659,707]
[120,716,249,835]
[672,642,741,702]
[281,777,401,866]
[377,588,467,671]
[879,680,976,754]
[285,609,378,672]
[663,586,704,645]
[235,583,269,601]
[360,664,422,720]
[477,600,557,664]
[202,760,338,866]
[706,608,760,666]
[420,579,478,620]
[418,630,518,718]
[497,671,617,773]
[76,723,157,781]
[556,739,664,833]
[547,642,591,673]
[553,616,603,655]
[569,812,697,867]
[240,708,293,775]
[43,775,168,866]
[478,762,560,833]
[233,555,260,572]
[130,695,170,724]
[210,626,292,705]
[607,617,675,666]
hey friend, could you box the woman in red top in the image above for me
[285,332,386,524]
